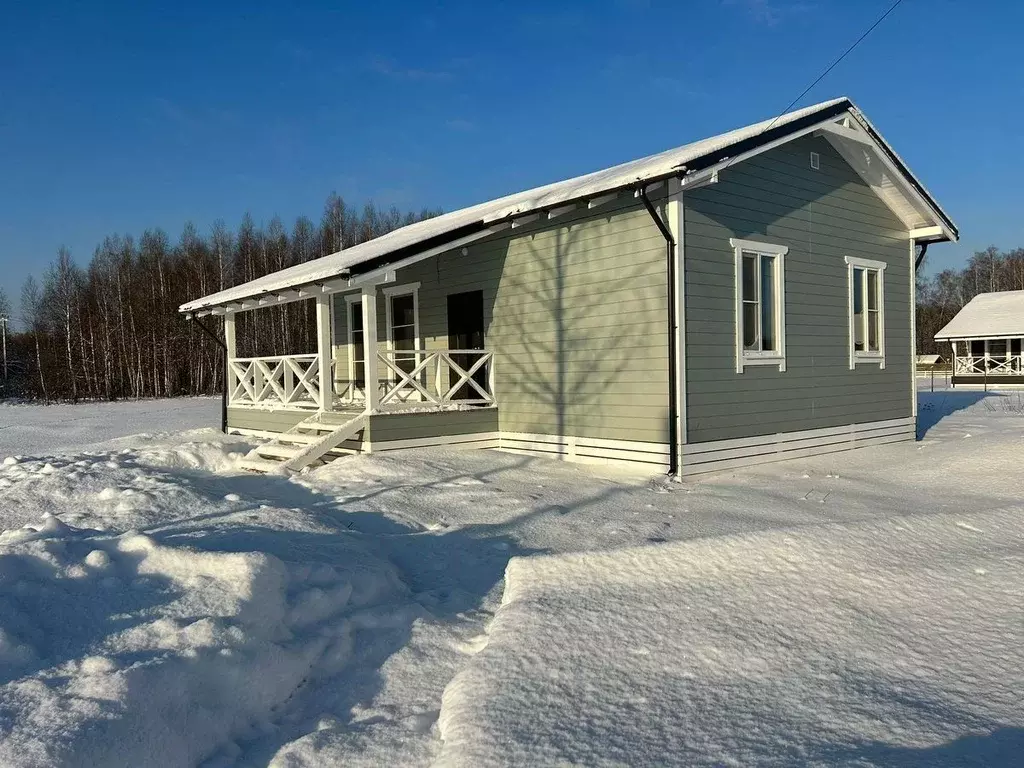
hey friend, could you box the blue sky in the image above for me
[0,0,1019,313]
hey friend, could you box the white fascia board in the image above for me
[827,114,957,243]
[348,270,395,289]
[815,121,874,148]
[909,226,945,241]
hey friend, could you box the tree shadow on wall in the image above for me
[495,198,671,447]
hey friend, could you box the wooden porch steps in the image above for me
[238,412,368,474]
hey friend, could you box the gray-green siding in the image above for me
[332,196,672,445]
[227,407,309,433]
[682,134,913,444]
[368,408,498,442]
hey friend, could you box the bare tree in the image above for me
[4,192,441,401]
[20,276,47,401]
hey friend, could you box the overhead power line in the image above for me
[761,0,906,136]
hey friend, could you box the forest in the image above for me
[0,205,1012,402]
[0,193,440,401]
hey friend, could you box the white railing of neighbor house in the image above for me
[377,349,495,407]
[952,354,1024,376]
[228,354,320,407]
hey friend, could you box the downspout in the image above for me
[914,241,930,271]
[190,316,228,434]
[637,187,680,477]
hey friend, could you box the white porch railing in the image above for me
[228,354,320,407]
[377,349,495,407]
[953,354,1024,376]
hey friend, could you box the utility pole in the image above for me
[0,314,7,393]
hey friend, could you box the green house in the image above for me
[179,97,957,476]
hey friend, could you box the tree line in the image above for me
[916,246,1024,356]
[1,194,439,402]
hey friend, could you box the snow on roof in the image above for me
[935,291,1024,340]
[916,354,942,365]
[181,98,853,313]
[181,95,954,314]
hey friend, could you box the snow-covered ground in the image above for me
[0,389,1021,765]
[439,507,1023,767]
[0,397,219,455]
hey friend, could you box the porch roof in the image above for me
[935,290,1024,341]
[181,96,958,316]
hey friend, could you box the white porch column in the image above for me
[224,312,236,358]
[315,295,334,411]
[224,312,236,403]
[361,285,380,413]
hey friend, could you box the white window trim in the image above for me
[731,238,788,373]
[382,282,421,384]
[845,255,886,369]
[344,293,365,395]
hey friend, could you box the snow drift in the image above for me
[0,440,407,768]
[437,508,1024,767]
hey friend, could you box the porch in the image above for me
[948,338,1024,385]
[222,276,495,415]
[219,281,497,471]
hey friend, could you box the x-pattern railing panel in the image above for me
[953,355,1024,375]
[228,354,320,406]
[379,352,437,404]
[377,349,494,407]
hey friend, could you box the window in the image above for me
[731,238,788,372]
[846,256,886,369]
[346,298,366,388]
[986,339,1009,371]
[383,283,421,381]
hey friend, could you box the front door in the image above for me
[446,290,486,400]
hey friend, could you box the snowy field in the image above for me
[0,397,219,455]
[0,389,1021,765]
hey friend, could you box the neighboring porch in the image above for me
[948,337,1024,386]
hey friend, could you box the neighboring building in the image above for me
[935,290,1024,386]
[179,97,957,476]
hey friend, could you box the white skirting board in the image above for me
[680,416,916,477]
[232,418,917,477]
[496,432,670,472]
[232,426,666,470]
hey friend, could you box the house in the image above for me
[179,97,958,476]
[935,290,1024,386]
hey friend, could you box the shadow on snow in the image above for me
[916,390,993,438]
